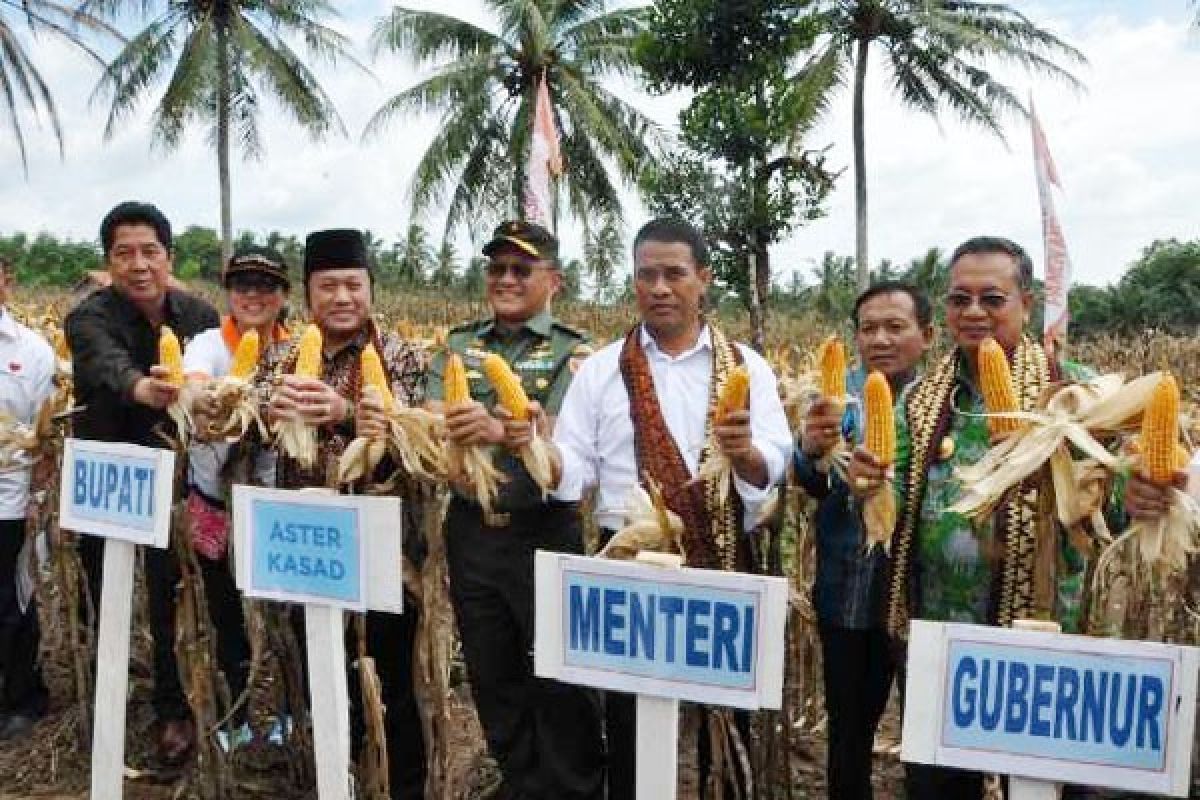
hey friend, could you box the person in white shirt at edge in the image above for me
[183,248,291,743]
[0,256,56,742]
[499,218,792,800]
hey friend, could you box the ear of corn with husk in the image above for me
[861,371,897,551]
[338,345,446,486]
[442,353,503,511]
[159,325,194,447]
[203,328,266,441]
[481,353,557,496]
[697,365,752,508]
[1093,372,1200,586]
[949,369,1199,584]
[978,337,1023,437]
[599,479,685,561]
[272,324,322,469]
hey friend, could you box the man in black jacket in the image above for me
[64,201,219,765]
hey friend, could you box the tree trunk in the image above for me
[853,35,870,293]
[216,21,233,267]
[747,249,765,354]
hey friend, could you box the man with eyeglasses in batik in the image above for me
[425,220,604,798]
[846,236,1116,798]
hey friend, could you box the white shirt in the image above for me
[182,325,275,500]
[553,325,793,532]
[0,309,55,520]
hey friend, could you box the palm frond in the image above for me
[371,6,501,62]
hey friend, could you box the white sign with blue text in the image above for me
[231,485,404,613]
[902,620,1200,796]
[59,437,175,548]
[533,552,788,710]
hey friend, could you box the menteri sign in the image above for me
[902,620,1199,797]
[534,552,788,710]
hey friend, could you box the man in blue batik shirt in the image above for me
[794,282,932,800]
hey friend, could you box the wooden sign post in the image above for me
[533,551,789,800]
[230,485,404,800]
[59,438,176,800]
[902,619,1200,798]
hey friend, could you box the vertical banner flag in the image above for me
[1031,99,1072,358]
[523,72,563,229]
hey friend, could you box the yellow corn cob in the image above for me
[361,343,394,412]
[864,371,896,466]
[979,337,1021,436]
[817,335,846,400]
[444,353,470,405]
[482,353,529,420]
[1142,372,1181,484]
[158,326,184,387]
[294,324,323,378]
[715,365,750,422]
[229,329,261,380]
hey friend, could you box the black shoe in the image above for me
[0,711,41,741]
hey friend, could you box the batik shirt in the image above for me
[894,356,1095,632]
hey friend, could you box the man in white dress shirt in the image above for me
[546,218,793,799]
[0,256,56,741]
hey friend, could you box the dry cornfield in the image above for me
[1,285,1198,799]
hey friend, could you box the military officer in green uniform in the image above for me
[427,220,603,799]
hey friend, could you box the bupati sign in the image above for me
[60,438,174,547]
[231,485,404,613]
[903,620,1199,796]
[534,552,787,710]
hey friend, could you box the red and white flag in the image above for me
[1031,100,1072,358]
[523,73,563,229]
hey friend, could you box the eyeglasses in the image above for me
[486,260,550,280]
[945,291,1012,312]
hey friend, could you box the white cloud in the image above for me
[0,1,1196,292]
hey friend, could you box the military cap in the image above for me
[482,220,559,264]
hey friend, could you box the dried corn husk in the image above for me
[951,373,1163,539]
[274,413,318,469]
[599,481,685,561]
[202,375,266,442]
[1095,488,1200,586]
[338,386,446,486]
[0,411,39,469]
[445,438,503,515]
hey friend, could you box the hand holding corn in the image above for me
[131,326,183,409]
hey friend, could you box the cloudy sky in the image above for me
[1,0,1196,290]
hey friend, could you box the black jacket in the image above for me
[64,287,218,446]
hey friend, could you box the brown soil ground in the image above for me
[0,646,908,799]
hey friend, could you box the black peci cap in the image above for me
[304,229,371,280]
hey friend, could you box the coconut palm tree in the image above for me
[86,0,358,261]
[796,1,1085,290]
[0,2,119,174]
[366,0,658,239]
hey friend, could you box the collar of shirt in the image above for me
[107,285,187,326]
[638,323,711,362]
[478,308,554,341]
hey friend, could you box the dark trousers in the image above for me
[0,519,46,716]
[355,609,426,800]
[904,763,984,798]
[80,534,250,723]
[819,624,894,800]
[596,528,751,800]
[446,499,605,800]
